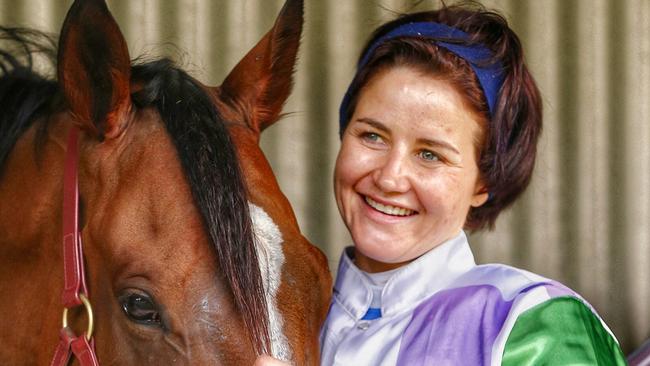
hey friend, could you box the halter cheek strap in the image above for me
[339,21,505,132]
[50,126,99,366]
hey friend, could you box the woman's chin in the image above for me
[353,243,413,272]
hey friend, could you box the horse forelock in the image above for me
[130,59,272,354]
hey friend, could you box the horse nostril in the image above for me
[119,290,163,327]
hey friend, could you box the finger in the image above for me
[253,355,292,366]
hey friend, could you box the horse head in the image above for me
[0,0,331,364]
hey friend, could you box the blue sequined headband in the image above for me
[339,21,505,133]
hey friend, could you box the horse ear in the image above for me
[218,0,304,135]
[57,0,132,140]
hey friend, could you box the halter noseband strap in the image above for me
[339,21,505,132]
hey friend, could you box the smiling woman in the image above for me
[316,3,628,364]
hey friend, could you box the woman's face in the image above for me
[334,66,488,273]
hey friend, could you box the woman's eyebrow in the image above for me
[355,117,391,134]
[417,138,460,155]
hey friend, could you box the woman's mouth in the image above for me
[364,196,416,217]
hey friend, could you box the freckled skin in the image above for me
[334,66,489,273]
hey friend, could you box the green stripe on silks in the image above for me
[502,296,627,365]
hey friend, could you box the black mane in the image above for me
[0,27,58,170]
[0,27,270,353]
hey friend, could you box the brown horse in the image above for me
[0,0,331,364]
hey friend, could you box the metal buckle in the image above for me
[61,293,94,341]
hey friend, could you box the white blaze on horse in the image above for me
[0,0,331,364]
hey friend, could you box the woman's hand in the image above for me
[253,355,292,366]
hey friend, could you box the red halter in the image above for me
[50,126,100,366]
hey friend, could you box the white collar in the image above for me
[333,231,476,319]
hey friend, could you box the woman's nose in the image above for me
[372,150,410,193]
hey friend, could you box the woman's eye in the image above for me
[120,291,162,326]
[419,150,439,162]
[361,132,382,143]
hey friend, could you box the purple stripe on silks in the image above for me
[396,283,546,366]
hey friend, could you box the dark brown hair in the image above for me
[341,2,543,230]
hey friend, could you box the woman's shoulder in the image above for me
[450,263,618,340]
[454,264,627,365]
[396,263,626,365]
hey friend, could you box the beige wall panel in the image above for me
[321,0,356,263]
[522,0,562,283]
[574,0,611,313]
[625,0,650,344]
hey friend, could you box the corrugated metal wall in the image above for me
[2,0,648,354]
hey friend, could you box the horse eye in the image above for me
[120,291,162,327]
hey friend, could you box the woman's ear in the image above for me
[471,181,489,208]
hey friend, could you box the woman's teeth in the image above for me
[365,196,414,216]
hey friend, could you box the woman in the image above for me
[259,2,626,365]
